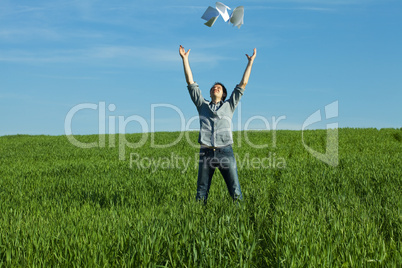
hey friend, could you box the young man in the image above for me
[179,45,256,203]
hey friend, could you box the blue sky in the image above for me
[1,0,401,136]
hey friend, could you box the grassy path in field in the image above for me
[0,128,401,266]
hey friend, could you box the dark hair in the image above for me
[210,82,228,101]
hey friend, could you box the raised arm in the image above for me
[179,45,195,85]
[238,48,257,89]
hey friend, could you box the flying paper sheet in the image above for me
[215,2,231,22]
[229,6,244,29]
[201,2,244,28]
[201,6,220,27]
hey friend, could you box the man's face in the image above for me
[210,84,223,99]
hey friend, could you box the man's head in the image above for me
[210,82,227,102]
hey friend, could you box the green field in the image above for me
[0,128,401,267]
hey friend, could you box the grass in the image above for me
[0,128,401,266]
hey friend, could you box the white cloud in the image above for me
[0,45,230,66]
[249,0,386,4]
[0,28,62,41]
[247,5,336,12]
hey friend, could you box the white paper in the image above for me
[230,6,244,29]
[202,3,244,28]
[215,2,231,22]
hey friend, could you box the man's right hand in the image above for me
[179,45,191,60]
[179,45,195,85]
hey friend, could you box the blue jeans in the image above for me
[196,145,243,202]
